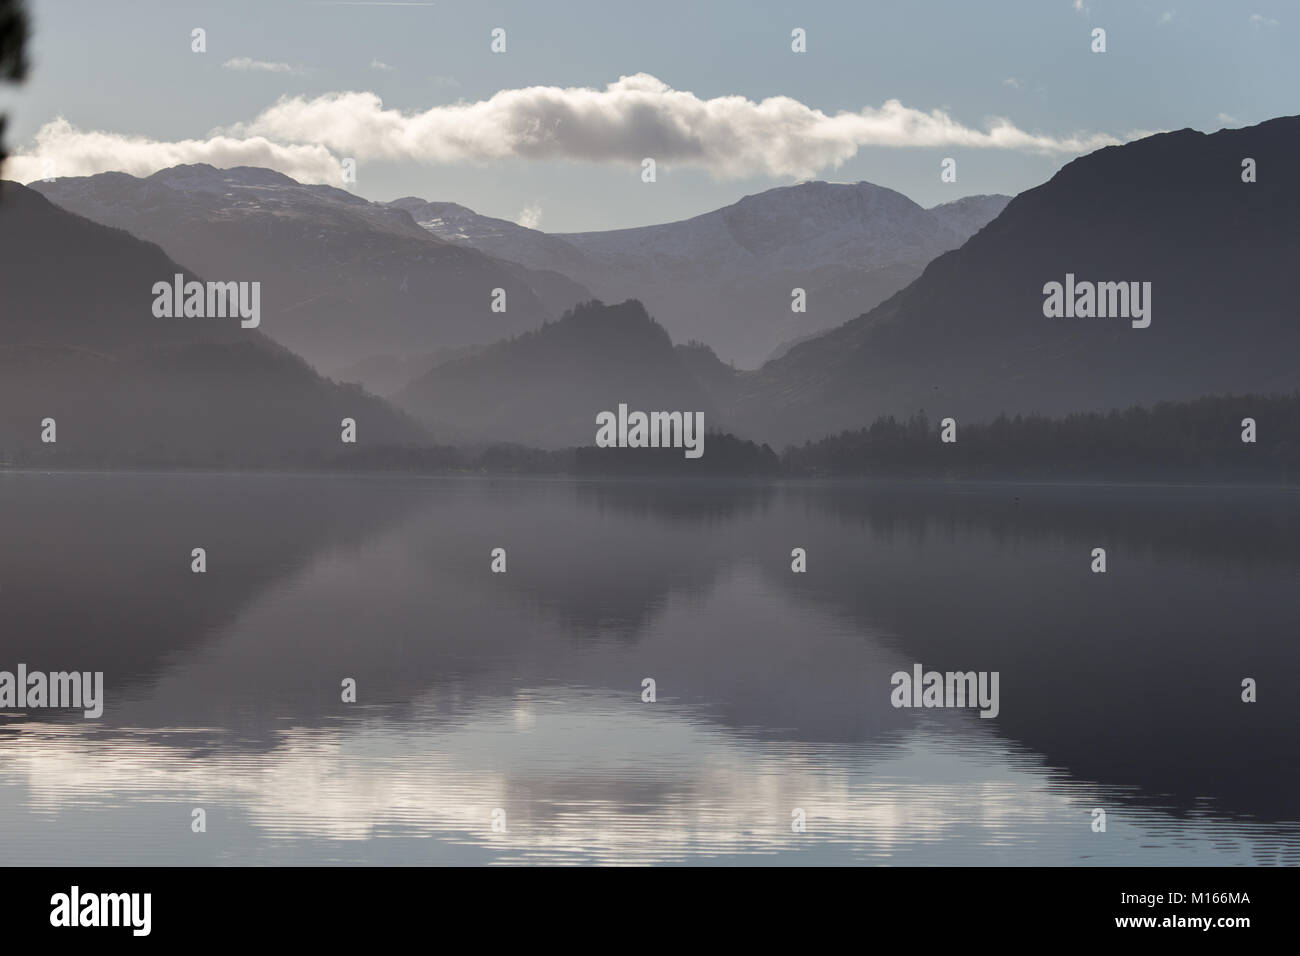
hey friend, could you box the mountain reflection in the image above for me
[1,473,1296,864]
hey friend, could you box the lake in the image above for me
[1,471,1297,865]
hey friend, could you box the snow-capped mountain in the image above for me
[400,182,1009,367]
[32,165,590,379]
[32,165,1006,383]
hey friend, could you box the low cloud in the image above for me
[516,204,543,229]
[4,117,343,184]
[6,74,1145,185]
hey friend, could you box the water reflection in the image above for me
[1,472,1297,864]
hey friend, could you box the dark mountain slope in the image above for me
[0,182,425,465]
[731,116,1300,446]
[394,299,727,448]
[32,165,589,374]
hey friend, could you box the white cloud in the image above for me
[223,57,305,75]
[3,117,344,185]
[1002,77,1022,89]
[516,204,543,229]
[1159,11,1174,25]
[5,75,1147,185]
[229,74,1140,178]
[1217,112,1238,124]
[370,59,395,72]
[1249,13,1278,27]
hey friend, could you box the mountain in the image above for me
[393,299,736,447]
[30,165,591,377]
[388,197,596,280]
[400,184,1010,367]
[0,181,425,465]
[328,343,487,398]
[761,328,826,364]
[729,117,1300,447]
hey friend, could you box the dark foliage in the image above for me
[783,392,1300,481]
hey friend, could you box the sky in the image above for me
[0,0,1295,232]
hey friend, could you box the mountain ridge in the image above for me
[393,298,735,448]
[30,165,591,379]
[397,181,1010,367]
[0,181,427,465]
[726,116,1300,446]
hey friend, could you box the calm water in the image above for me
[1,471,1297,865]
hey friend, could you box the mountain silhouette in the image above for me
[0,182,425,465]
[400,182,1008,367]
[31,165,589,378]
[730,117,1300,446]
[394,299,733,447]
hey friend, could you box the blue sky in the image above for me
[1,0,1294,231]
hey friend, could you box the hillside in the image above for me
[729,117,1300,446]
[0,181,425,466]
